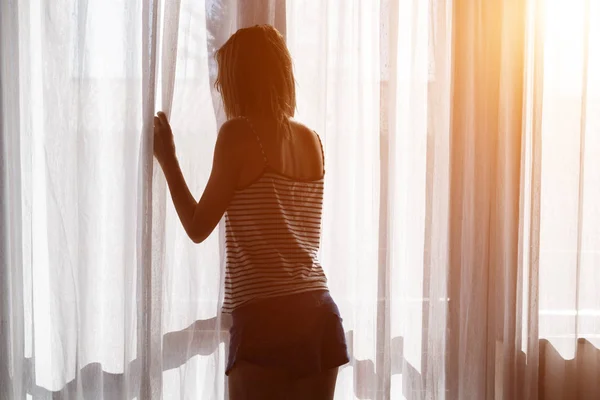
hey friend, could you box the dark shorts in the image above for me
[225,290,350,378]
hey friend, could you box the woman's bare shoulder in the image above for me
[218,118,254,145]
[289,120,321,143]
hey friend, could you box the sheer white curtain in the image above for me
[1,1,451,398]
[2,0,600,399]
[287,1,452,398]
[522,0,600,398]
[1,0,164,397]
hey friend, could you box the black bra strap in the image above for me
[240,116,268,167]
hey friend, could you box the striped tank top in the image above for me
[222,120,329,313]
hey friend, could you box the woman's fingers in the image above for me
[157,111,169,127]
[153,113,175,164]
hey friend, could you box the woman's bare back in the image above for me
[236,119,324,190]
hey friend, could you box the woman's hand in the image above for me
[153,111,176,166]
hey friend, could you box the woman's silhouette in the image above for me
[153,24,349,399]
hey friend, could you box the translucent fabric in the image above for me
[1,0,599,399]
[522,0,600,398]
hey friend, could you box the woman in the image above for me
[153,25,349,399]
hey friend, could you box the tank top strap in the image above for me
[240,116,268,167]
[314,130,326,175]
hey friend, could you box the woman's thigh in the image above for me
[228,361,291,400]
[289,367,339,400]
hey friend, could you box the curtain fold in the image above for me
[141,0,161,398]
[448,0,531,398]
[1,1,26,399]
